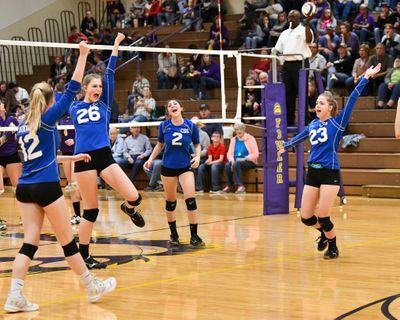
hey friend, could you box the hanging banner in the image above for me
[262,83,289,215]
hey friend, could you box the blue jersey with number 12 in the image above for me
[69,56,116,153]
[158,118,199,169]
[17,80,81,184]
[284,77,369,170]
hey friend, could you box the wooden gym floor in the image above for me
[0,188,399,320]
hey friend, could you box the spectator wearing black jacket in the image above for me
[80,10,98,36]
[326,43,354,91]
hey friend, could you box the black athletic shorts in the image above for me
[305,166,341,188]
[0,152,21,168]
[16,182,63,207]
[161,166,192,177]
[74,147,116,174]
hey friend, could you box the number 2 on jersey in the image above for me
[172,132,183,146]
[309,127,328,145]
[77,106,101,124]
[19,133,43,161]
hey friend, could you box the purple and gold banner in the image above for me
[262,83,289,215]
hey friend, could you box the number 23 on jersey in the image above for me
[309,127,328,145]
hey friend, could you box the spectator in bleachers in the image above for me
[263,0,284,27]
[190,54,220,100]
[339,22,359,58]
[242,76,261,121]
[326,43,353,91]
[309,43,327,79]
[223,122,259,194]
[125,0,145,28]
[0,82,19,114]
[310,0,330,31]
[8,82,29,106]
[352,4,374,44]
[176,56,192,89]
[188,44,203,70]
[64,48,78,81]
[198,103,223,138]
[381,24,400,58]
[345,43,371,95]
[374,2,396,45]
[92,54,106,75]
[143,146,164,191]
[109,127,128,168]
[260,16,270,46]
[80,10,98,36]
[158,0,179,25]
[307,78,318,124]
[394,2,400,32]
[67,26,87,43]
[122,87,156,132]
[206,16,229,50]
[332,0,359,22]
[248,47,270,82]
[157,44,177,89]
[377,56,400,109]
[192,119,210,193]
[267,11,288,47]
[127,71,150,113]
[145,0,161,26]
[107,0,126,28]
[367,43,393,93]
[124,126,153,182]
[201,0,221,23]
[318,24,341,61]
[245,20,264,50]
[49,55,67,86]
[196,131,226,193]
[316,8,337,37]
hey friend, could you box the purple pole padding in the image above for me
[294,69,308,209]
[314,71,324,94]
[262,83,289,215]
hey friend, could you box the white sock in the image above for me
[79,270,94,286]
[10,278,24,295]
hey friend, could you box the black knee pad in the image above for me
[301,215,318,227]
[165,200,177,212]
[318,217,334,232]
[62,239,79,257]
[185,197,197,211]
[19,243,38,260]
[83,208,99,223]
[128,194,142,207]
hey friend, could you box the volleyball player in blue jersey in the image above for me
[144,99,205,247]
[70,33,144,269]
[279,64,381,259]
[4,42,116,314]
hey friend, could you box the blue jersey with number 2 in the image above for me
[158,118,199,169]
[284,77,369,170]
[17,80,81,184]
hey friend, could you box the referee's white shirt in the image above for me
[274,24,313,62]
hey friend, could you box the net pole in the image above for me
[235,52,242,120]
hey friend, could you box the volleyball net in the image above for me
[0,40,300,215]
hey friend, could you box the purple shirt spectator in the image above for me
[198,61,220,82]
[0,115,19,156]
[354,13,375,30]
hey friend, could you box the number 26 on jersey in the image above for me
[76,106,101,124]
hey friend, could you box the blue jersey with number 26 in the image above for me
[284,77,369,170]
[158,118,199,169]
[17,80,81,184]
[69,56,116,153]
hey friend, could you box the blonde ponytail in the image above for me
[26,82,53,135]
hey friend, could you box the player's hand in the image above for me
[191,155,200,169]
[115,32,125,45]
[278,148,286,156]
[143,159,152,171]
[78,41,90,56]
[65,139,74,146]
[72,153,91,162]
[364,63,381,79]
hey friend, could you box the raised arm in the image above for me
[101,32,125,108]
[44,41,89,124]
[281,126,310,152]
[335,64,381,129]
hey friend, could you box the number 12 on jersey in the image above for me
[19,133,43,161]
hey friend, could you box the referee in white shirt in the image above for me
[273,10,314,126]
